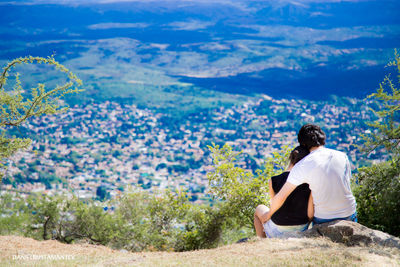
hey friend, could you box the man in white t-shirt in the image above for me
[259,124,357,225]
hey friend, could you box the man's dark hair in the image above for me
[298,124,326,150]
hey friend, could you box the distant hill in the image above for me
[0,0,399,110]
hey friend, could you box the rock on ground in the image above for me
[284,220,400,248]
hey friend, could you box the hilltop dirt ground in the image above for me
[1,235,399,266]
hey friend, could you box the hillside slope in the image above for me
[1,235,399,266]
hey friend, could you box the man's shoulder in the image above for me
[325,147,348,158]
[313,147,347,157]
[310,147,349,167]
[303,147,347,165]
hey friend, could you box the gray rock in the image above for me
[283,220,400,248]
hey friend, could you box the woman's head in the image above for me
[289,145,309,166]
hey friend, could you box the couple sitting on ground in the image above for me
[254,124,357,238]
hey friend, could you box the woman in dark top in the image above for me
[254,146,313,238]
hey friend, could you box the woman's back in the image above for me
[271,171,310,226]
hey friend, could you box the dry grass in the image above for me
[0,235,399,267]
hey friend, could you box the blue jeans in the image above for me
[313,212,358,225]
[263,220,310,238]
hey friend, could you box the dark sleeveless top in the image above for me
[271,171,311,226]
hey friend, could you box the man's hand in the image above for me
[255,205,271,225]
[259,211,271,224]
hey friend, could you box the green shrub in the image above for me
[353,157,400,237]
[115,189,216,252]
[26,194,63,240]
[15,194,123,244]
[0,193,31,235]
[2,189,231,252]
[175,203,226,251]
[207,143,290,228]
[69,200,124,245]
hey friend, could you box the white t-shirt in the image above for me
[287,147,356,219]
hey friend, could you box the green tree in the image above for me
[354,50,400,237]
[0,56,82,181]
[362,50,400,155]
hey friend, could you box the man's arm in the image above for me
[259,182,297,224]
[307,193,314,220]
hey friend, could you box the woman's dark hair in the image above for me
[289,145,309,165]
[297,124,326,150]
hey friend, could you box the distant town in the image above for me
[1,95,382,202]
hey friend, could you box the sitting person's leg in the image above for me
[254,204,269,238]
[255,204,310,238]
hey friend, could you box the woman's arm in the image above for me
[269,179,275,198]
[307,192,314,221]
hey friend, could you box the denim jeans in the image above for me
[313,212,358,225]
[263,219,310,238]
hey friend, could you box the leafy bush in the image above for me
[69,200,124,245]
[0,188,251,251]
[354,157,400,237]
[175,202,228,251]
[207,143,290,227]
[116,189,190,251]
[115,189,225,251]
[27,195,63,240]
[20,195,123,244]
[0,194,31,235]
